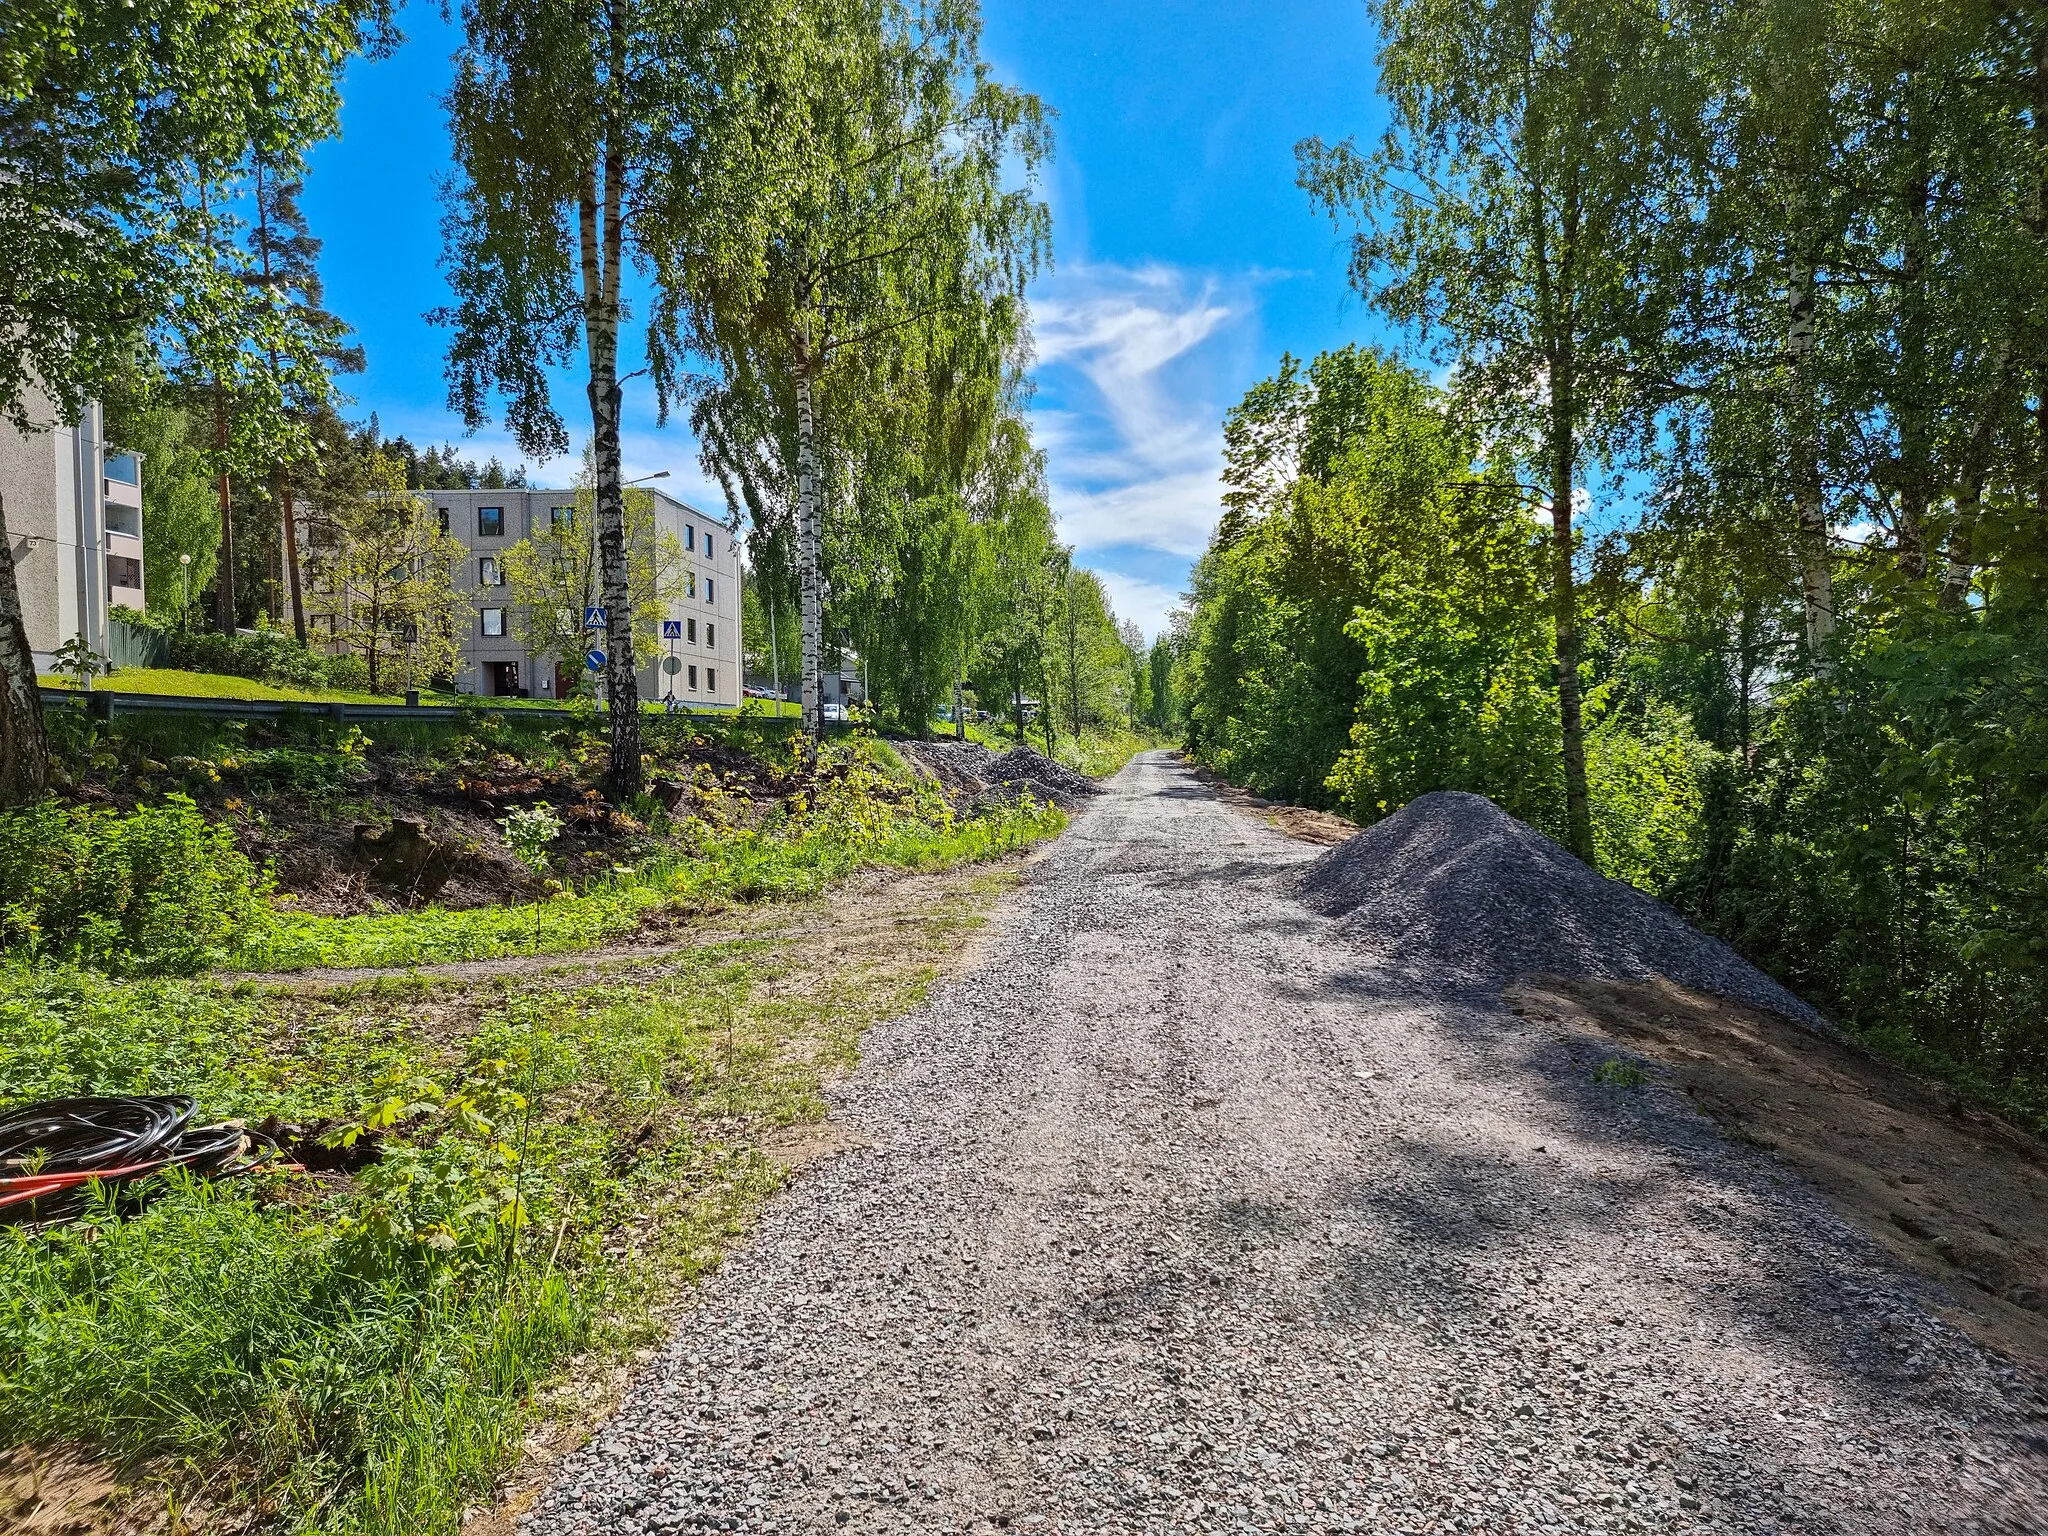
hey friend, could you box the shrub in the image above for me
[325,651,372,691]
[166,627,364,693]
[0,796,270,973]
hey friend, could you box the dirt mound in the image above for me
[1294,789,1819,1022]
[897,740,1100,810]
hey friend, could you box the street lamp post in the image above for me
[179,552,191,630]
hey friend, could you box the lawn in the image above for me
[40,667,401,704]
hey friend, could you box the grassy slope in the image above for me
[40,667,401,704]
[0,729,1066,1531]
[0,863,1019,1533]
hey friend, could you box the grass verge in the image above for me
[0,857,1030,1534]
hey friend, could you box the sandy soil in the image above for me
[1506,974,2048,1365]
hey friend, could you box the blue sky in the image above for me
[304,0,1392,640]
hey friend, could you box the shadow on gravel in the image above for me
[1312,1029,2048,1455]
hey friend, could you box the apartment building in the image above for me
[427,486,741,707]
[0,390,144,665]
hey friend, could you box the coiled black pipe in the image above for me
[0,1095,294,1229]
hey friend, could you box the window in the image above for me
[705,577,715,604]
[705,533,716,558]
[706,622,715,649]
[481,607,506,637]
[478,506,504,537]
[706,667,716,693]
[107,555,142,590]
[687,664,698,690]
[686,572,696,599]
[684,524,695,552]
[438,507,450,533]
[686,618,697,644]
[479,556,502,587]
[550,504,575,527]
[104,453,139,485]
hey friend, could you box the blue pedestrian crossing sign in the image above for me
[584,605,606,629]
[661,620,682,640]
[584,648,605,671]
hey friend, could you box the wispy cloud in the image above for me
[1091,569,1188,644]
[1028,262,1251,577]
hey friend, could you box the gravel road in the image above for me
[522,752,2048,1536]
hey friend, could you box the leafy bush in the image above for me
[166,625,367,693]
[0,795,269,973]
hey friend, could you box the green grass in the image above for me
[41,667,401,704]
[246,791,1060,972]
[0,765,1051,1530]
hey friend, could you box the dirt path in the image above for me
[518,752,2047,1536]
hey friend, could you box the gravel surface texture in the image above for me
[1294,791,1822,1025]
[522,753,2047,1536]
[897,741,1101,811]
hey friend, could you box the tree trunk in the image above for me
[1939,361,2006,610]
[1550,370,1593,864]
[1895,132,1932,581]
[580,141,640,797]
[954,636,965,741]
[1786,255,1834,670]
[281,468,307,643]
[793,330,825,741]
[0,497,50,803]
[213,387,235,634]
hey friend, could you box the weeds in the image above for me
[1592,1057,1650,1089]
[0,863,1003,1534]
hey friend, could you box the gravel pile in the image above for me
[518,754,2044,1536]
[1295,789,1821,1022]
[898,739,1101,810]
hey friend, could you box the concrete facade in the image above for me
[426,486,742,707]
[0,387,145,666]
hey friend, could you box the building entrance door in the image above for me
[486,660,521,697]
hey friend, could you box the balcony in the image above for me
[104,453,141,510]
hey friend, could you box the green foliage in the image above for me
[0,0,392,433]
[499,804,563,880]
[0,768,1026,1531]
[164,624,371,693]
[1592,1057,1649,1089]
[0,796,268,974]
[49,636,114,690]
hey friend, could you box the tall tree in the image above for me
[1299,0,1702,860]
[438,0,785,796]
[0,0,388,801]
[249,162,364,643]
[691,0,1049,739]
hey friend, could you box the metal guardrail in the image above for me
[38,688,769,727]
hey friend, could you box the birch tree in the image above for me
[1298,0,1701,860]
[690,0,1049,739]
[438,0,786,796]
[306,452,463,693]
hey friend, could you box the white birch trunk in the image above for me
[1787,256,1834,673]
[582,148,641,795]
[793,326,825,740]
[0,495,49,802]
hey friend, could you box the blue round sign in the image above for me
[584,648,606,671]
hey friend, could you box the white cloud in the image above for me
[1028,262,1247,564]
[1092,570,1187,642]
[1054,471,1225,561]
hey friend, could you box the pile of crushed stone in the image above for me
[1294,789,1821,1024]
[896,739,1101,811]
